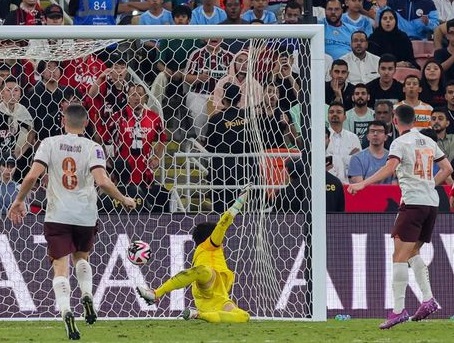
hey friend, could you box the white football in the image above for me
[127,240,151,265]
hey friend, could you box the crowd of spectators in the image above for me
[2,0,454,213]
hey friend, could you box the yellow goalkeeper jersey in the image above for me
[191,212,235,311]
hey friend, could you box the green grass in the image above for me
[1,319,454,343]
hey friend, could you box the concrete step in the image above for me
[179,196,212,212]
[161,139,211,211]
[163,155,186,168]
[165,140,182,155]
[164,166,204,177]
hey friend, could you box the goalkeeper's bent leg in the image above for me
[155,265,213,298]
[197,308,250,323]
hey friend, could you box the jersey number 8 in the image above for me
[62,157,78,190]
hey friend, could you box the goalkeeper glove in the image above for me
[228,183,251,217]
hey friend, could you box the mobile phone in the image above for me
[326,156,333,165]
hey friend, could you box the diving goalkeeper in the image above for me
[136,184,251,323]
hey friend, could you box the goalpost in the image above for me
[0,25,326,321]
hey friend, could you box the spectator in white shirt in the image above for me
[434,0,454,23]
[340,31,380,85]
[326,101,362,183]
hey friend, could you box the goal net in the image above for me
[0,25,325,321]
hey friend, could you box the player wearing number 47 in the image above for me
[348,104,453,329]
[7,104,136,340]
[137,184,251,323]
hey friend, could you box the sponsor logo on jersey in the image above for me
[96,148,105,159]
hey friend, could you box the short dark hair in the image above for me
[379,53,397,66]
[331,59,348,70]
[0,63,10,72]
[0,154,15,167]
[374,99,393,112]
[431,107,448,118]
[325,0,342,8]
[65,103,88,129]
[446,79,454,88]
[353,82,369,93]
[2,76,18,85]
[192,222,217,246]
[172,4,192,20]
[367,120,388,134]
[285,0,302,12]
[222,0,243,7]
[447,18,454,32]
[394,104,415,125]
[351,30,367,41]
[328,101,345,112]
[250,18,264,24]
[1,76,19,91]
[403,74,420,85]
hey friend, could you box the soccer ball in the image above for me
[127,240,151,265]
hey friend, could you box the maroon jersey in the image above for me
[185,46,234,94]
[4,5,45,25]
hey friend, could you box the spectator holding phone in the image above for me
[325,127,345,212]
[326,101,362,184]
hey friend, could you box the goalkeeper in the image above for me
[136,184,251,323]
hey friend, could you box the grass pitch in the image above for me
[0,319,453,343]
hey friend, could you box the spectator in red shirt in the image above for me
[60,53,107,96]
[3,0,45,25]
[86,52,129,155]
[108,83,167,186]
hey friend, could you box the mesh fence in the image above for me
[0,32,322,319]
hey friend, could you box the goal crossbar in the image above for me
[0,24,327,321]
[0,24,324,40]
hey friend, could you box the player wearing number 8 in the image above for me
[348,104,452,329]
[7,104,136,340]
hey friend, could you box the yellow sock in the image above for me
[155,265,212,298]
[198,308,250,323]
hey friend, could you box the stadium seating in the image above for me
[393,67,421,83]
[412,40,435,69]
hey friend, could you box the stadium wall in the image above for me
[1,213,454,319]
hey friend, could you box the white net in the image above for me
[0,39,121,61]
[0,25,325,320]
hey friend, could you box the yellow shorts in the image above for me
[192,270,235,312]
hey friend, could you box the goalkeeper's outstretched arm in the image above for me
[210,184,251,247]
